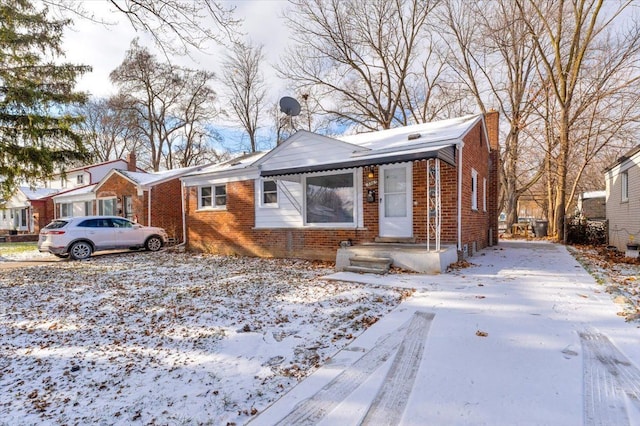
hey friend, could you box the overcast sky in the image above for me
[61,1,292,100]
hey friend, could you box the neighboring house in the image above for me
[577,190,606,220]
[605,145,640,251]
[0,154,142,235]
[87,167,197,242]
[0,187,58,234]
[181,112,500,273]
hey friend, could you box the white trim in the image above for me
[483,177,487,212]
[182,170,260,187]
[457,144,463,251]
[258,178,279,208]
[471,168,478,211]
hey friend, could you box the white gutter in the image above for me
[457,142,463,252]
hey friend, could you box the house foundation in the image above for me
[335,242,458,274]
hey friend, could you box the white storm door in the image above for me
[379,163,412,238]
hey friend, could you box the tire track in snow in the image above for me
[361,311,434,425]
[275,311,435,425]
[580,329,640,426]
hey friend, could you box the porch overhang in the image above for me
[259,143,457,177]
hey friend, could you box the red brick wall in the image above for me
[457,116,499,255]
[149,180,184,241]
[186,180,379,261]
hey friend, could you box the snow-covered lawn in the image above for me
[0,250,411,425]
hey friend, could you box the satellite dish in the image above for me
[279,96,301,116]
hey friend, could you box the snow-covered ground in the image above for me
[1,242,639,425]
[0,250,409,425]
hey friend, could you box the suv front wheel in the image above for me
[69,241,93,260]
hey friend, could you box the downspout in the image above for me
[147,186,152,226]
[178,180,187,247]
[457,142,463,252]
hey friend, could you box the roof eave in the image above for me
[260,145,456,177]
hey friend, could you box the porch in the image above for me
[335,242,458,275]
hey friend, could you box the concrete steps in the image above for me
[343,255,393,275]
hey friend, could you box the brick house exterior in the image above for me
[183,112,500,270]
[90,167,196,242]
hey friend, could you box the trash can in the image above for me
[533,220,548,237]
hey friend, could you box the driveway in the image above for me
[0,258,62,269]
[251,241,640,425]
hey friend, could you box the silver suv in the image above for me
[38,216,169,260]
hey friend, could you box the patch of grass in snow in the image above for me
[0,242,38,255]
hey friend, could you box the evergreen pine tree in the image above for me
[0,0,90,200]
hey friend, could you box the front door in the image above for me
[379,163,412,238]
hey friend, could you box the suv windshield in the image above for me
[44,220,68,229]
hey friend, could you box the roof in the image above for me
[60,158,144,174]
[337,114,481,149]
[259,115,483,177]
[184,152,267,178]
[581,190,605,199]
[51,184,97,201]
[19,187,59,200]
[605,145,640,172]
[118,166,200,186]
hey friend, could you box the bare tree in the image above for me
[164,69,219,169]
[222,41,267,153]
[74,96,142,163]
[438,0,544,234]
[278,0,442,131]
[518,0,640,239]
[110,40,218,171]
[45,0,242,55]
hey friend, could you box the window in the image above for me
[305,172,354,224]
[60,203,73,217]
[77,175,84,185]
[199,185,226,209]
[622,171,629,202]
[111,218,133,228]
[215,185,227,207]
[262,180,278,205]
[2,210,5,220]
[483,177,487,212]
[123,195,133,219]
[79,218,112,228]
[98,198,117,215]
[200,186,212,208]
[471,169,478,211]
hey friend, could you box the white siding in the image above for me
[255,180,304,228]
[259,134,361,172]
[85,160,128,183]
[606,153,640,251]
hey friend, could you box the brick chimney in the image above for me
[485,109,499,151]
[485,109,500,246]
[127,152,137,172]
